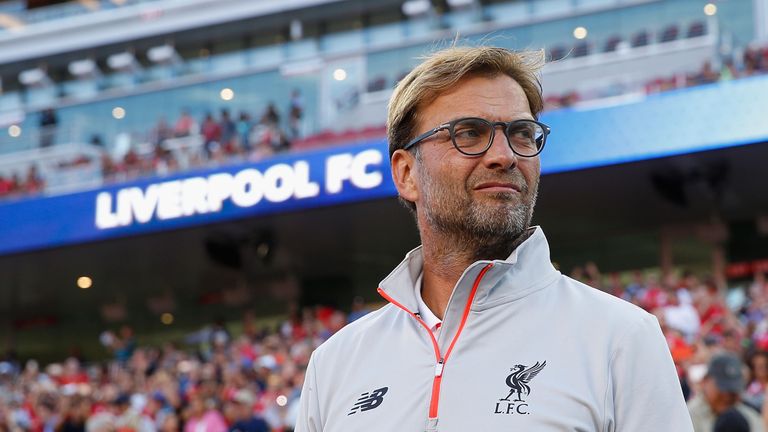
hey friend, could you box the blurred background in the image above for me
[0,0,767,430]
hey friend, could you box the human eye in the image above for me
[509,124,535,140]
[454,127,482,139]
[453,119,488,141]
[507,121,543,154]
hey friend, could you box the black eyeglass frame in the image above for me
[402,117,551,157]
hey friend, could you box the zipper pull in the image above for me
[434,358,444,377]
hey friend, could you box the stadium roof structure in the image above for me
[0,0,408,65]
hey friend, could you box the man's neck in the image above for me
[418,227,534,320]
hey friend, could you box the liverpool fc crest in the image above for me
[494,361,546,415]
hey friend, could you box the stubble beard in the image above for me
[421,170,539,262]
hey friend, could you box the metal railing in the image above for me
[0,0,166,30]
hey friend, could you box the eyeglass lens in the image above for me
[452,118,544,156]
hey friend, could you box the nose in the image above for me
[481,125,518,170]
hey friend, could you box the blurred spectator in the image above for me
[688,353,764,431]
[219,109,236,154]
[183,393,227,432]
[39,108,58,148]
[0,174,14,196]
[174,110,196,137]
[752,273,768,302]
[123,147,141,178]
[288,89,304,139]
[606,273,624,298]
[714,408,751,432]
[720,58,739,82]
[8,174,20,196]
[150,140,176,177]
[251,109,289,157]
[23,165,45,194]
[101,152,118,182]
[692,61,720,86]
[261,103,280,126]
[226,390,268,432]
[145,392,173,431]
[236,111,252,152]
[90,134,104,148]
[152,117,172,147]
[569,266,585,283]
[745,352,768,411]
[348,296,370,322]
[641,274,670,311]
[101,326,137,364]
[158,412,180,432]
[584,262,602,289]
[201,113,222,158]
[113,393,155,432]
[60,357,88,385]
[663,286,701,341]
[699,280,728,337]
[59,395,91,432]
[744,46,764,77]
[0,167,46,199]
[622,270,646,304]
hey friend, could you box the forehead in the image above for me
[418,74,533,126]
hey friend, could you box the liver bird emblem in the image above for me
[500,361,547,402]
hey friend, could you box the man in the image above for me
[226,390,269,432]
[297,46,692,431]
[689,352,764,431]
[39,107,58,148]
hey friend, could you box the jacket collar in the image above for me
[378,226,560,318]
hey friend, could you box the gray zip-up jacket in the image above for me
[296,227,694,431]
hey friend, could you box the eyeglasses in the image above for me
[403,117,551,157]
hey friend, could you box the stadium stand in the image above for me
[1,268,767,431]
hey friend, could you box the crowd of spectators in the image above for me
[99,97,300,186]
[0,91,304,202]
[544,43,768,109]
[2,267,768,430]
[644,44,768,95]
[0,304,357,432]
[0,166,45,200]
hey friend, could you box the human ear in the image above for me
[391,149,419,204]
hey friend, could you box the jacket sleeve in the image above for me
[609,313,694,431]
[296,351,323,432]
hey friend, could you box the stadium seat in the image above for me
[548,45,567,61]
[367,77,387,92]
[573,41,590,58]
[687,21,706,38]
[631,30,650,48]
[603,35,622,53]
[659,24,680,43]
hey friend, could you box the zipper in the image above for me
[377,263,493,420]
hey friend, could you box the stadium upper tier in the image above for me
[0,0,756,150]
[0,0,763,201]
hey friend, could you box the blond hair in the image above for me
[387,46,545,159]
